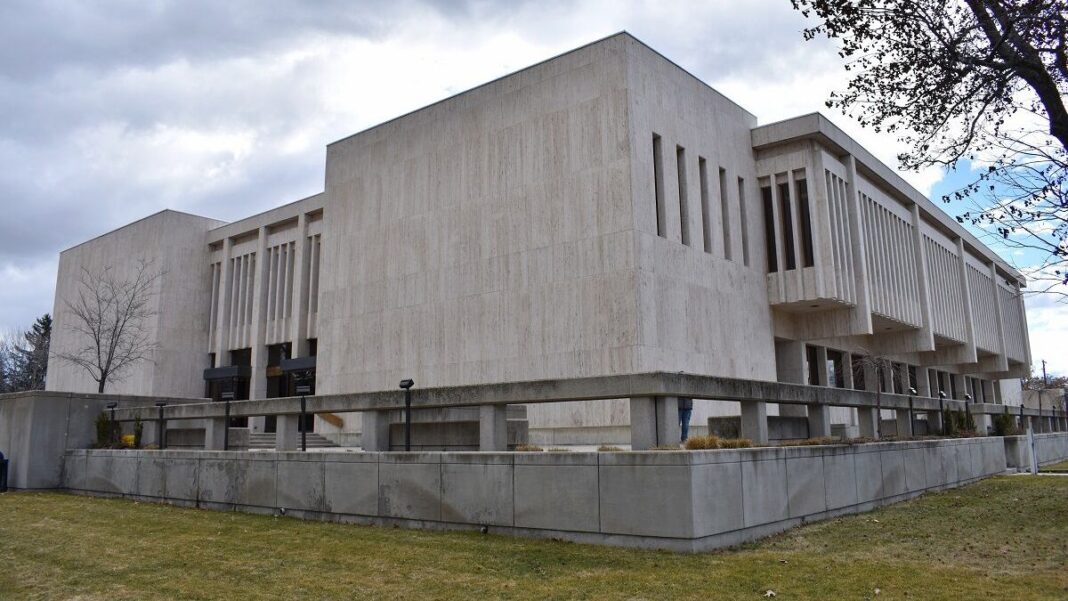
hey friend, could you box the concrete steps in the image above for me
[247,432,339,449]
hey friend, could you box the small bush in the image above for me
[650,444,682,451]
[719,438,753,449]
[133,418,144,449]
[597,445,624,452]
[513,444,544,452]
[94,412,121,449]
[992,413,1019,436]
[791,436,839,446]
[545,447,572,452]
[683,434,720,450]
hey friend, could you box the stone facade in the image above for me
[45,33,1032,444]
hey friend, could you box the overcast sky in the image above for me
[1,0,1063,374]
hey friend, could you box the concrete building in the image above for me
[46,33,1031,446]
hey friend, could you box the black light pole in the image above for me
[399,379,415,452]
[222,377,235,451]
[964,393,974,433]
[106,402,118,447]
[295,371,312,453]
[908,387,916,437]
[938,391,946,435]
[155,402,167,450]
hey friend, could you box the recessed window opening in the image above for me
[796,177,815,267]
[778,181,797,270]
[738,177,749,266]
[677,145,690,246]
[700,158,712,253]
[653,134,665,238]
[761,184,777,273]
[719,167,732,260]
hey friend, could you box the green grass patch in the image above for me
[1041,460,1068,473]
[1,477,1067,600]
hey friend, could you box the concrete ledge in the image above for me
[55,433,1068,552]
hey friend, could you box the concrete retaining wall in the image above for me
[59,434,1063,552]
[1003,433,1068,470]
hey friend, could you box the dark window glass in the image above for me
[796,179,815,267]
[778,182,797,270]
[761,186,778,273]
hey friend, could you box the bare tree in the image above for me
[55,260,162,393]
[792,0,1068,299]
[851,350,902,439]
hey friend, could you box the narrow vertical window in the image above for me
[719,167,732,260]
[738,177,749,266]
[676,145,690,246]
[699,157,712,253]
[796,177,815,267]
[652,134,665,238]
[761,184,778,273]
[778,181,797,270]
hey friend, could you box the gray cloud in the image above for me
[0,0,842,332]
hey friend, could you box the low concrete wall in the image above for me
[1004,433,1068,470]
[0,390,203,489]
[60,434,1068,552]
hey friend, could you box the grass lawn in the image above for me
[1,477,1066,600]
[1040,460,1068,473]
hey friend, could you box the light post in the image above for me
[221,377,236,451]
[400,379,415,452]
[294,371,313,452]
[908,387,916,437]
[155,402,167,450]
[938,391,947,436]
[106,402,118,447]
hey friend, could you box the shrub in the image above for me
[683,434,720,450]
[992,413,1018,436]
[93,412,121,448]
[719,438,753,449]
[513,444,544,452]
[545,448,572,452]
[791,436,839,446]
[650,444,682,451]
[597,445,624,452]
[133,418,144,449]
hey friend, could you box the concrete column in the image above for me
[630,396,681,449]
[846,154,875,334]
[479,405,507,451]
[290,213,311,358]
[841,352,855,389]
[915,366,931,397]
[927,409,944,436]
[630,397,657,451]
[857,407,879,439]
[740,401,769,444]
[213,237,234,365]
[276,414,299,451]
[974,413,992,436]
[1028,415,1039,434]
[951,373,966,400]
[896,409,914,438]
[656,396,681,446]
[204,418,227,450]
[910,204,935,351]
[808,404,832,438]
[775,340,808,418]
[361,411,390,452]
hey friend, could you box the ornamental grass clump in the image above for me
[683,434,721,450]
[718,438,753,449]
